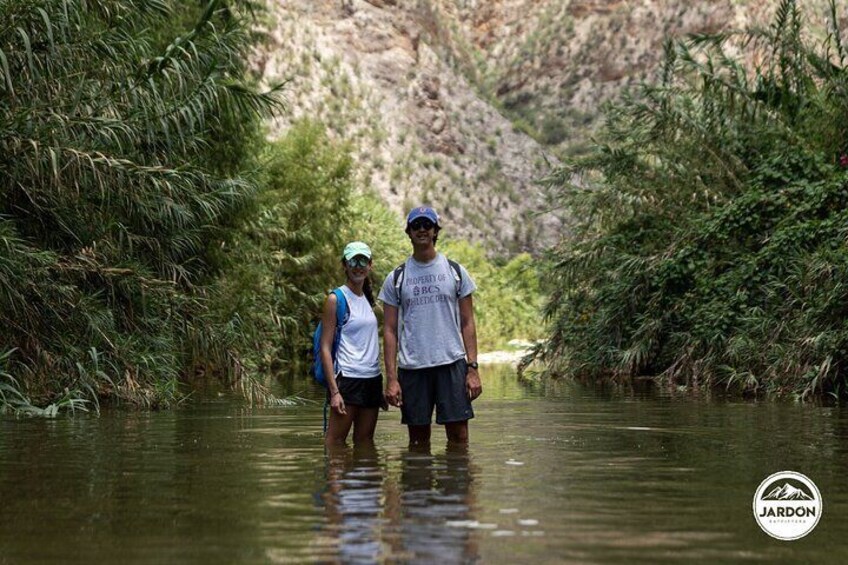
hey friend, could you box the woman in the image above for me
[320,241,383,445]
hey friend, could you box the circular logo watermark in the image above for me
[753,471,822,540]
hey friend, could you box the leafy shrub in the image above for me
[209,120,354,374]
[534,1,848,398]
[440,240,545,351]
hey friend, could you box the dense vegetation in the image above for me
[439,240,544,352]
[533,0,848,398]
[209,120,357,379]
[0,0,279,413]
[0,0,544,415]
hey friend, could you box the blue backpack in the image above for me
[310,288,349,387]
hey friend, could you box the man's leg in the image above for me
[399,367,434,446]
[435,360,474,443]
[444,420,468,443]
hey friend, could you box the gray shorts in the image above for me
[398,359,474,425]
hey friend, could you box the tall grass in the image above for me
[0,0,281,413]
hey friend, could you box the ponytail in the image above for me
[364,276,375,307]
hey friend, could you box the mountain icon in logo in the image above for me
[762,483,813,501]
[754,471,822,540]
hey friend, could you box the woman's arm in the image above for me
[320,293,346,415]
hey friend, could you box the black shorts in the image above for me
[398,359,474,425]
[329,374,383,408]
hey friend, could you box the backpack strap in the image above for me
[446,258,463,298]
[392,262,406,299]
[332,287,349,327]
[330,287,349,378]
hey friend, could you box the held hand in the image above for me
[466,368,482,401]
[384,378,402,407]
[330,391,347,415]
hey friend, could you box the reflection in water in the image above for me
[319,442,479,563]
[393,443,479,563]
[322,443,384,563]
[3,367,848,564]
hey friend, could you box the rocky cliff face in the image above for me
[257,0,838,254]
[418,0,837,151]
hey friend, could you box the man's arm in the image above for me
[383,304,402,406]
[459,295,482,401]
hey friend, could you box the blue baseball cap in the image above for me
[406,206,440,227]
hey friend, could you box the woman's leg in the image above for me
[352,406,379,444]
[407,425,431,447]
[325,407,355,446]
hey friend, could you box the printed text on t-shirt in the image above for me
[405,272,450,308]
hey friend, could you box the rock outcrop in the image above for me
[257,0,839,255]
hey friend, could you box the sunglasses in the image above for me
[409,219,435,231]
[346,256,370,268]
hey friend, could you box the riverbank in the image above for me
[478,340,535,366]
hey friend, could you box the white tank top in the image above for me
[336,285,380,378]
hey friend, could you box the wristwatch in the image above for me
[466,361,479,371]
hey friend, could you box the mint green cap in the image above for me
[343,241,372,261]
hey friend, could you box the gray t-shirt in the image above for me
[378,253,476,369]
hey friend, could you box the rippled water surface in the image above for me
[2,366,848,563]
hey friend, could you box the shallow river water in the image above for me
[2,365,847,563]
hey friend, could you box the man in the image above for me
[379,206,483,445]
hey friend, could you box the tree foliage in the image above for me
[440,239,544,351]
[209,120,357,375]
[534,0,848,398]
[0,0,280,411]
